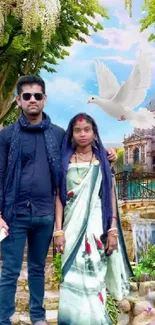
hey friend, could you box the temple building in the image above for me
[123,95,155,171]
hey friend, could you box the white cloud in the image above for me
[103,141,123,148]
[96,55,135,66]
[114,9,133,26]
[80,9,155,72]
[46,77,85,100]
[44,77,95,114]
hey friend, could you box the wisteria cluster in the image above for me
[124,0,132,16]
[0,0,61,43]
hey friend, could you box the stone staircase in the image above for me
[12,262,59,325]
[0,242,59,324]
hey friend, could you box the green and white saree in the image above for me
[58,162,131,325]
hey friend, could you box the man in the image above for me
[0,74,117,325]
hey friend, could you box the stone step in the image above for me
[14,289,59,324]
[15,292,59,309]
[11,310,58,325]
[0,261,59,324]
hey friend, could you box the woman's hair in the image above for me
[60,113,113,234]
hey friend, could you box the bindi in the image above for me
[78,115,83,122]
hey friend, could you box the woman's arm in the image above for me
[55,191,64,231]
[54,190,66,254]
[105,174,118,255]
[110,176,117,229]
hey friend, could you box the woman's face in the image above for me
[72,119,95,148]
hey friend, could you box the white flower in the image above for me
[0,0,61,43]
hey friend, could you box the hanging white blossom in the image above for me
[0,0,61,43]
[124,0,132,15]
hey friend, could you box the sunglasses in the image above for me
[22,93,44,101]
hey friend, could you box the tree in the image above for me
[0,0,108,124]
[140,0,155,41]
[0,0,60,44]
[124,0,155,41]
[114,148,124,173]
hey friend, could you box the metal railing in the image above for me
[115,171,155,200]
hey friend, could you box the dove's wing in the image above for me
[94,60,120,99]
[112,52,151,110]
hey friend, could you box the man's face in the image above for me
[16,84,47,117]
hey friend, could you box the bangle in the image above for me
[108,227,118,233]
[108,232,118,238]
[53,230,64,237]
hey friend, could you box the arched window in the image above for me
[133,148,139,164]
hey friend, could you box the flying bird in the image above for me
[87,52,155,129]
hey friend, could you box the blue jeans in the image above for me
[0,214,54,325]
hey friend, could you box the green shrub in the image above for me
[134,245,155,280]
[106,295,119,325]
[52,253,62,282]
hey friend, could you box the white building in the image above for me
[123,95,155,171]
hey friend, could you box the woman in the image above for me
[54,113,132,325]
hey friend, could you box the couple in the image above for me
[0,74,132,325]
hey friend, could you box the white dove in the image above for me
[87,52,155,129]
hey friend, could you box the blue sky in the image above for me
[41,0,155,148]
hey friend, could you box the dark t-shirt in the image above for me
[0,122,65,217]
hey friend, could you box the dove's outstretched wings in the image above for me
[112,52,151,110]
[94,60,120,100]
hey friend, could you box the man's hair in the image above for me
[17,74,45,95]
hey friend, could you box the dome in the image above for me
[147,95,155,112]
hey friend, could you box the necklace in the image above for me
[75,152,94,184]
[75,152,93,162]
[76,149,92,156]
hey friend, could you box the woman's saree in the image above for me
[58,162,132,325]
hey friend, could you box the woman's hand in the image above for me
[105,234,118,256]
[55,235,66,254]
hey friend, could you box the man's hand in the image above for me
[106,148,117,163]
[0,212,9,231]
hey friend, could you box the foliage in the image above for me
[0,0,108,124]
[140,0,155,42]
[0,0,60,44]
[124,0,132,16]
[124,0,155,42]
[132,163,144,173]
[106,295,119,325]
[114,148,124,173]
[52,253,62,282]
[3,107,19,126]
[133,245,155,280]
